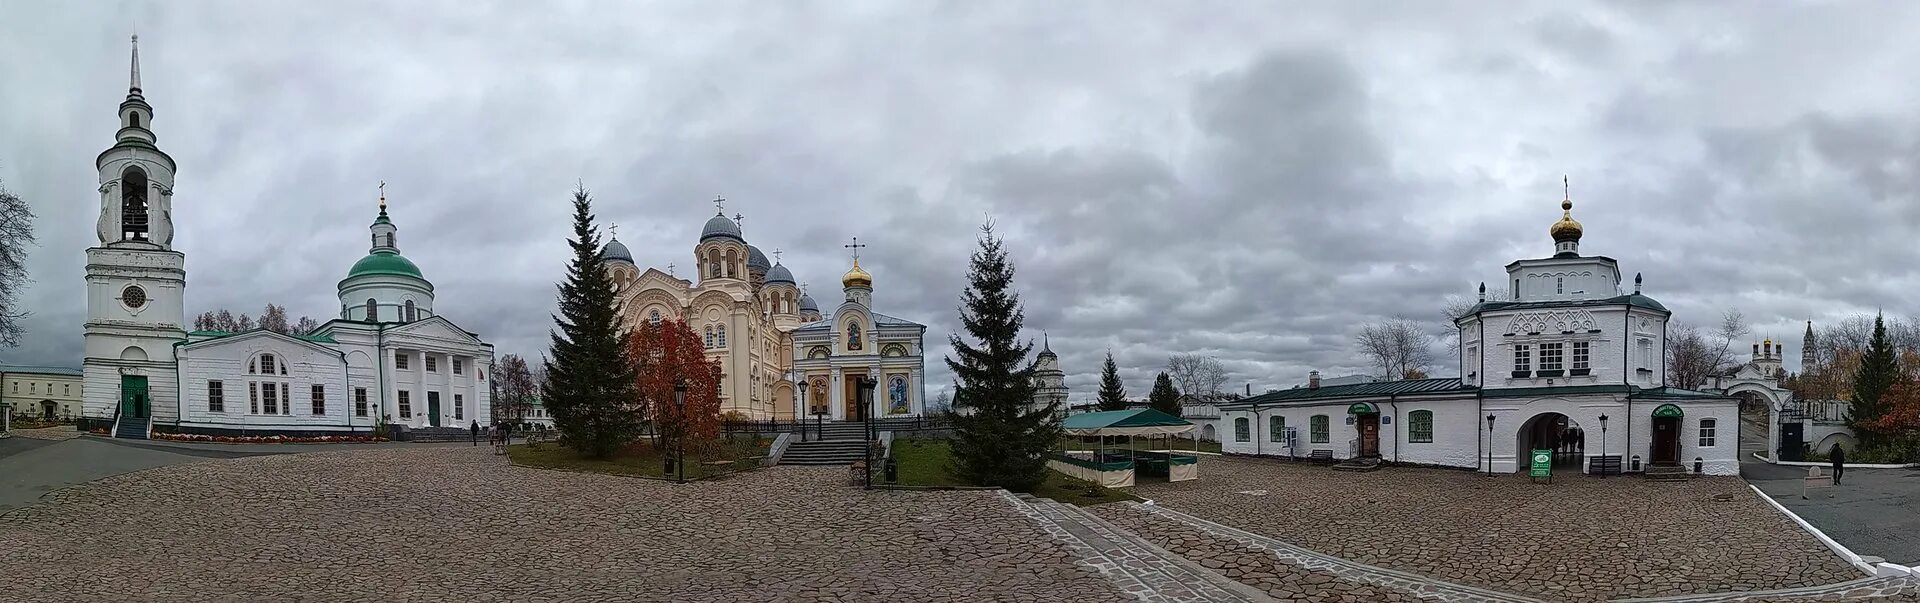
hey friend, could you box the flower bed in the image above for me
[151,432,387,444]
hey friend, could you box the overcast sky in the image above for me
[4,1,1919,399]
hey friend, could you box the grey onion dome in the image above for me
[748,245,771,271]
[600,237,635,264]
[701,213,743,242]
[766,262,796,284]
[799,291,820,312]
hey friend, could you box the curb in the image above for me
[1746,484,1876,576]
[1748,452,1918,469]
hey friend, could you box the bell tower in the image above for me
[82,35,187,431]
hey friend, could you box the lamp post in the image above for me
[796,384,808,442]
[673,380,687,484]
[1485,414,1496,477]
[1597,414,1609,478]
[859,375,878,489]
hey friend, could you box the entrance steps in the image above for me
[111,413,147,440]
[1645,464,1692,482]
[1330,457,1382,472]
[779,422,875,466]
[1002,492,1270,602]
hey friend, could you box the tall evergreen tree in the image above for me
[1147,372,1180,416]
[947,223,1059,491]
[1097,350,1129,411]
[1850,311,1901,446]
[542,185,640,458]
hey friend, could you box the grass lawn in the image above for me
[889,438,1138,506]
[508,435,770,479]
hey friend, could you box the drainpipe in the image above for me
[1388,394,1399,464]
[1476,312,1485,472]
[378,324,389,438]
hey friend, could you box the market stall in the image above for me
[1054,408,1201,487]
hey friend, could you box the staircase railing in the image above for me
[108,405,122,438]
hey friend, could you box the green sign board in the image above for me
[1529,449,1552,478]
[1347,402,1376,414]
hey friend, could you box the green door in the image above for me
[120,375,149,418]
[427,394,441,427]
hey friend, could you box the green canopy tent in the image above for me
[1054,408,1200,486]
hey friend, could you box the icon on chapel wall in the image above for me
[888,376,908,415]
[847,322,862,350]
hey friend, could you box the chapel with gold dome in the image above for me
[790,241,928,421]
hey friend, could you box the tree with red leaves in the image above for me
[628,318,724,450]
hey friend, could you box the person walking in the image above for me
[1830,443,1846,485]
[469,419,480,446]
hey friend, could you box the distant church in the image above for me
[81,38,494,438]
[1219,183,1742,476]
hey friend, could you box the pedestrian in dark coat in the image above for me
[470,420,480,446]
[1830,443,1846,485]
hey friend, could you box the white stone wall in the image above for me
[177,334,361,431]
[1465,306,1667,392]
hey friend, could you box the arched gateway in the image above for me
[1516,412,1585,473]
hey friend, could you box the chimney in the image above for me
[1245,382,1252,397]
[1308,370,1321,389]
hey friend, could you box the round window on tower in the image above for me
[121,285,147,309]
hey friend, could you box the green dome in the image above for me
[346,250,424,279]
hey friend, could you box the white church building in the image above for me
[1218,188,1742,476]
[81,38,493,438]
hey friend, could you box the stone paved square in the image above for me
[0,447,1132,602]
[1132,456,1861,601]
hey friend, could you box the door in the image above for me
[1779,421,1806,461]
[427,393,442,427]
[119,375,149,418]
[1651,416,1680,464]
[1358,414,1380,457]
[843,376,863,420]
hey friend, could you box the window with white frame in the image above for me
[1699,418,1717,447]
[453,359,463,375]
[426,356,437,373]
[1270,415,1285,442]
[1540,343,1564,372]
[1513,344,1532,375]
[250,382,260,414]
[1572,341,1590,373]
[1556,277,1564,294]
[354,388,368,417]
[260,354,276,375]
[1310,415,1330,443]
[396,353,409,370]
[1233,418,1250,442]
[262,381,279,415]
[398,390,412,418]
[311,384,326,415]
[208,381,224,413]
[1409,410,1434,443]
[280,383,290,415]
[454,394,464,421]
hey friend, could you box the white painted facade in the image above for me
[80,43,494,436]
[1218,192,1742,476]
[789,260,928,420]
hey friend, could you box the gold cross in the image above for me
[844,237,866,261]
[378,180,386,210]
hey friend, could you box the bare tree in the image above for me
[236,314,254,332]
[213,309,237,332]
[1665,308,1749,389]
[1440,295,1475,355]
[257,303,291,334]
[1354,318,1436,380]
[492,354,537,423]
[0,178,35,347]
[192,311,218,331]
[1166,354,1228,400]
[291,316,322,335]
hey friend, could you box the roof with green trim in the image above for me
[1222,378,1474,408]
[345,249,424,280]
[1063,408,1191,431]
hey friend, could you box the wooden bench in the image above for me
[1308,450,1335,464]
[1589,455,1622,476]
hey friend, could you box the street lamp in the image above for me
[1485,414,1496,477]
[1597,414,1609,478]
[796,383,808,442]
[859,375,878,489]
[673,380,687,484]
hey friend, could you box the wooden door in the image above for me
[119,376,148,418]
[1358,414,1380,457]
[1651,416,1680,464]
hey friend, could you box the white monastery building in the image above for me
[81,38,493,438]
[789,253,929,420]
[1218,186,1741,476]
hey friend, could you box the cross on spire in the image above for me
[845,236,866,262]
[667,262,675,277]
[1563,175,1569,201]
[609,223,618,239]
[734,212,745,231]
[772,249,783,264]
[378,180,386,211]
[712,195,726,215]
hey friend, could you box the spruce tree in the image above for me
[1849,312,1900,446]
[1147,372,1180,416]
[1097,351,1129,411]
[947,223,1059,491]
[542,186,640,458]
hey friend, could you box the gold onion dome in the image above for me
[842,258,872,288]
[1550,197,1583,242]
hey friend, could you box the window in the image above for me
[1310,415,1330,443]
[1572,341,1590,374]
[63,384,69,395]
[311,384,326,415]
[717,325,728,348]
[262,381,279,415]
[130,112,140,128]
[1699,418,1717,447]
[395,354,409,370]
[1556,277,1563,294]
[281,383,291,415]
[454,394,464,421]
[208,381,224,413]
[649,309,661,325]
[1233,417,1250,442]
[1466,345,1479,383]
[426,356,438,373]
[399,391,412,418]
[1540,343,1563,373]
[121,167,149,240]
[1408,410,1433,443]
[453,359,463,375]
[366,298,378,322]
[28,383,34,394]
[1513,344,1532,376]
[704,326,715,349]
[1269,416,1285,443]
[354,388,368,417]
[404,300,416,322]
[250,382,259,414]
[260,354,276,375]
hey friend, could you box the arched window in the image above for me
[130,112,140,128]
[847,321,862,350]
[649,309,661,325]
[365,299,378,322]
[704,326,715,348]
[1233,418,1250,442]
[404,300,416,322]
[723,250,737,278]
[1269,415,1285,443]
[1408,410,1434,443]
[121,167,150,241]
[716,324,727,348]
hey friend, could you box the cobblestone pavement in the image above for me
[1133,457,1862,601]
[0,447,1133,602]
